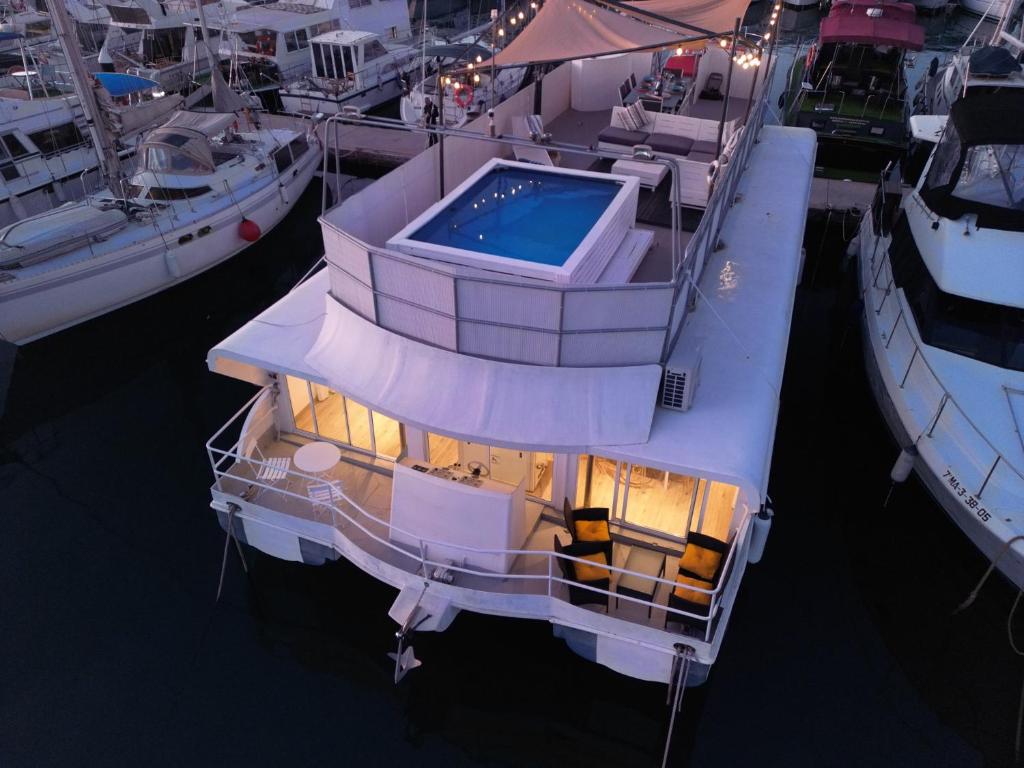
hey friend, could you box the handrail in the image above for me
[867,219,1024,493]
[205,397,747,643]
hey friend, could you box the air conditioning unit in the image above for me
[659,343,702,412]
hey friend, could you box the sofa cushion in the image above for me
[647,133,694,156]
[690,140,719,156]
[686,151,717,165]
[574,551,611,581]
[598,126,650,146]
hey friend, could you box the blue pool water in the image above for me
[409,166,623,266]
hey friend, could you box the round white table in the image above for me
[293,441,341,475]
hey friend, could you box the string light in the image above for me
[509,15,516,24]
[468,62,474,69]
[530,1,537,7]
[476,54,483,62]
[473,73,480,82]
[675,46,683,55]
[518,10,524,18]
[498,27,505,36]
[720,38,728,47]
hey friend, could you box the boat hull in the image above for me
[0,144,319,344]
[281,77,405,116]
[857,218,1024,589]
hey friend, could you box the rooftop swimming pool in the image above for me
[409,166,622,266]
[388,159,639,283]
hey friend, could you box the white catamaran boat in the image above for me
[399,39,527,128]
[279,29,418,114]
[203,0,811,698]
[858,92,1024,589]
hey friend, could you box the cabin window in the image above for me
[145,145,206,174]
[1,134,28,159]
[363,39,386,62]
[238,29,276,57]
[311,43,326,77]
[27,123,85,157]
[287,136,309,162]
[889,214,1024,371]
[952,144,1024,210]
[348,0,372,7]
[142,27,186,63]
[123,183,147,198]
[311,19,339,36]
[331,45,347,78]
[285,28,309,52]
[106,4,150,23]
[146,185,212,200]
[274,145,293,173]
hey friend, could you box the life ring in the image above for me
[454,84,473,109]
[805,44,817,74]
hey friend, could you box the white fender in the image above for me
[279,181,291,206]
[706,159,720,187]
[164,249,181,278]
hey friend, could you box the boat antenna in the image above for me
[47,0,122,185]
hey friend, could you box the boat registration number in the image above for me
[943,469,992,523]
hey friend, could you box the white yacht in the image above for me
[98,0,244,92]
[914,2,1024,117]
[204,44,814,694]
[858,91,1024,588]
[399,39,527,128]
[0,108,320,343]
[203,0,411,96]
[279,28,417,114]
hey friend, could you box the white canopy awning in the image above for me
[481,0,749,69]
[304,296,663,452]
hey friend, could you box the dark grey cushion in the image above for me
[689,140,718,156]
[686,151,717,165]
[598,126,650,146]
[647,133,694,156]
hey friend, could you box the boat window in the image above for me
[146,185,211,200]
[924,121,962,191]
[289,378,404,458]
[145,146,207,174]
[952,144,1024,210]
[889,213,1024,371]
[2,133,29,158]
[106,4,150,24]
[331,45,346,78]
[27,123,85,157]
[274,145,293,173]
[123,183,147,198]
[348,0,372,7]
[238,28,276,57]
[311,43,325,77]
[312,19,340,36]
[363,39,386,62]
[287,136,308,161]
[142,27,186,64]
[285,28,309,52]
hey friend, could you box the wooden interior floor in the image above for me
[428,433,554,500]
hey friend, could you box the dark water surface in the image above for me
[3,11,1024,766]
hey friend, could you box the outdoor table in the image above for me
[293,441,341,477]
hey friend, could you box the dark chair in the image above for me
[666,532,729,632]
[640,95,665,114]
[618,80,631,106]
[562,497,612,563]
[628,72,637,89]
[699,72,724,100]
[554,534,611,608]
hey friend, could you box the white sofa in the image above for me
[598,106,738,207]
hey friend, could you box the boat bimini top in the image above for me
[141,111,237,175]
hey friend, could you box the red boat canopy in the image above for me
[819,0,925,51]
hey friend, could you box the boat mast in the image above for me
[47,0,122,184]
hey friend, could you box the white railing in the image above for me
[205,388,751,645]
[865,215,1024,507]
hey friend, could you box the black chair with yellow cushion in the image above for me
[562,497,612,564]
[667,532,729,631]
[553,534,611,609]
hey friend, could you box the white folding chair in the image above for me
[306,481,340,522]
[243,438,291,499]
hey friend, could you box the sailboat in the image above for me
[0,0,320,344]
